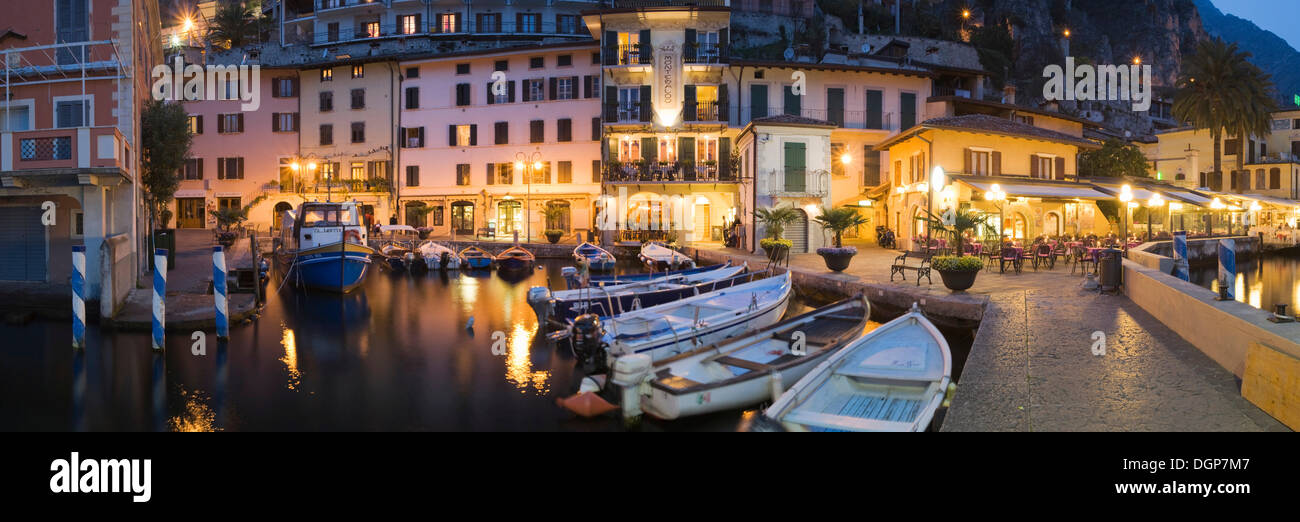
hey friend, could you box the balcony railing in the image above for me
[611,0,730,7]
[604,161,735,183]
[604,44,653,66]
[763,168,829,197]
[290,19,589,45]
[740,106,897,131]
[275,177,391,194]
[684,100,725,122]
[683,44,729,64]
[2,127,126,173]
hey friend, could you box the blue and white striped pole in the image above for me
[153,248,167,351]
[213,246,229,339]
[1218,238,1236,300]
[1172,231,1189,282]
[71,246,86,350]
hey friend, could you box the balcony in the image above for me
[1,127,127,178]
[762,168,829,197]
[276,177,391,194]
[292,18,589,46]
[683,44,729,64]
[683,100,727,123]
[604,161,736,183]
[610,0,730,7]
[604,44,653,66]
[740,106,897,131]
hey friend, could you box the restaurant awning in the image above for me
[953,177,1114,200]
[1215,192,1300,210]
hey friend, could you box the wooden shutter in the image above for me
[1055,157,1065,180]
[238,157,245,179]
[963,148,971,174]
[486,163,494,185]
[486,83,495,105]
[683,85,697,122]
[605,85,617,122]
[1030,155,1039,177]
[604,31,616,64]
[642,137,656,163]
[418,127,425,147]
[448,125,456,146]
[718,84,729,122]
[719,137,731,179]
[549,77,558,101]
[639,85,651,122]
[750,84,767,120]
[217,115,225,133]
[866,90,882,129]
[508,81,516,103]
[592,117,601,141]
[583,76,592,98]
[237,114,244,132]
[469,124,478,146]
[992,151,1002,176]
[217,157,225,180]
[195,115,203,134]
[272,114,279,132]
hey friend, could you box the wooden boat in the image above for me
[274,200,375,293]
[495,245,536,272]
[600,272,792,365]
[641,295,871,420]
[529,263,749,325]
[416,241,460,270]
[639,242,694,270]
[459,246,494,269]
[759,304,951,432]
[376,225,419,271]
[573,242,616,271]
[567,262,730,289]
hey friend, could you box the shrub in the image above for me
[816,246,858,256]
[760,238,792,250]
[544,229,565,236]
[931,255,983,271]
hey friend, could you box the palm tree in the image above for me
[1173,38,1277,188]
[923,207,990,257]
[813,206,870,248]
[754,205,801,241]
[207,2,256,50]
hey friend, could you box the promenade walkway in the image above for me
[687,241,1287,432]
[110,229,259,331]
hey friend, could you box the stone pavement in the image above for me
[109,229,260,331]
[687,241,1289,431]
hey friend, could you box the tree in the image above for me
[755,205,801,240]
[1173,38,1278,186]
[140,99,192,229]
[813,206,870,248]
[1078,139,1151,178]
[922,207,990,258]
[207,1,257,50]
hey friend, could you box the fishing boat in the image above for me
[593,272,792,365]
[459,246,494,269]
[529,263,748,326]
[568,262,730,289]
[274,200,375,293]
[495,245,536,272]
[758,304,951,432]
[573,242,616,271]
[640,295,871,421]
[416,241,460,270]
[639,242,694,270]
[376,225,419,271]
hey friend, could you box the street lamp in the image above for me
[515,151,542,242]
[1146,193,1165,241]
[926,165,945,250]
[984,183,1006,244]
[1118,184,1133,253]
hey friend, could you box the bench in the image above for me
[889,252,932,286]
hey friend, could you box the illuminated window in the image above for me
[399,15,418,35]
[351,65,364,79]
[364,21,380,38]
[619,137,640,162]
[657,136,677,162]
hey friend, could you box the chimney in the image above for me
[1002,85,1016,105]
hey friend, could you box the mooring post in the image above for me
[153,248,167,351]
[213,245,229,340]
[71,245,86,350]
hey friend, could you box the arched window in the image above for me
[273,202,293,230]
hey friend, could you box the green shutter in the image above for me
[784,86,801,116]
[900,92,917,129]
[866,90,883,129]
[750,84,768,120]
[784,142,806,192]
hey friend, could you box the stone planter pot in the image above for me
[937,269,979,291]
[818,251,855,272]
[545,232,562,244]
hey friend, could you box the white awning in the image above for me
[174,189,207,198]
[958,179,1113,200]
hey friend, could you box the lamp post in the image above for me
[1210,197,1226,236]
[1146,193,1165,241]
[984,183,1006,245]
[1119,184,1133,254]
[515,151,542,242]
[928,165,945,250]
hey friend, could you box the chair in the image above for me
[1033,243,1053,270]
[1000,246,1022,274]
[1072,246,1097,275]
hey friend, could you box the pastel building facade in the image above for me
[0,0,161,315]
[396,43,603,240]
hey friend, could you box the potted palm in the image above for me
[813,206,870,272]
[541,205,567,244]
[755,205,800,258]
[923,207,991,291]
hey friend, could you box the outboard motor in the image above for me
[439,252,451,271]
[526,286,554,326]
[570,313,608,372]
[561,266,580,288]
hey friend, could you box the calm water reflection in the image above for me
[0,260,969,431]
[1191,253,1300,313]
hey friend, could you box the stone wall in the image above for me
[100,233,135,319]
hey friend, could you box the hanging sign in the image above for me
[651,31,684,127]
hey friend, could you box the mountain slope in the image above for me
[1193,0,1300,106]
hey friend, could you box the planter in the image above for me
[815,247,857,272]
[937,269,978,291]
[217,232,238,248]
[544,232,563,244]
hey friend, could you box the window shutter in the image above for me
[639,29,650,50]
[217,116,225,133]
[719,28,729,46]
[718,84,729,122]
[639,85,652,122]
[418,127,425,147]
[719,137,731,179]
[217,157,225,180]
[508,80,516,103]
[592,117,601,141]
[685,28,696,48]
[963,148,970,174]
[238,157,245,179]
[198,158,204,179]
[604,31,616,64]
[1030,155,1039,177]
[291,77,300,97]
[992,151,1002,176]
[293,113,300,131]
[1055,157,1065,180]
[549,77,558,101]
[593,160,602,183]
[469,124,477,146]
[683,85,696,122]
[605,85,617,122]
[448,125,456,146]
[195,115,203,134]
[237,114,245,132]
[486,163,495,185]
[486,83,494,104]
[584,76,592,98]
[642,137,655,163]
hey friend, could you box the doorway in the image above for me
[177,198,205,228]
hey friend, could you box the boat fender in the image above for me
[465,316,475,330]
[942,382,957,408]
[768,372,784,404]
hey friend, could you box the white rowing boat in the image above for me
[601,272,792,365]
[641,295,871,420]
[639,242,694,270]
[760,304,951,432]
[416,241,460,270]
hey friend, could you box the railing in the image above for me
[604,161,735,182]
[764,168,829,197]
[739,106,895,130]
[684,100,724,122]
[604,44,653,66]
[2,127,125,172]
[289,19,589,45]
[615,104,643,123]
[931,86,973,98]
[276,177,391,194]
[684,44,729,64]
[611,0,729,7]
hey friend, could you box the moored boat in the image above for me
[375,225,420,272]
[528,263,748,326]
[573,242,616,271]
[459,246,494,269]
[639,242,694,270]
[568,262,730,289]
[641,295,871,420]
[495,245,536,272]
[416,241,460,270]
[757,304,951,432]
[275,200,375,293]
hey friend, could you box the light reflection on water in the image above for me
[1195,254,1300,312]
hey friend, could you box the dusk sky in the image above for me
[1211,0,1300,51]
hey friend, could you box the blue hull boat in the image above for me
[573,242,616,271]
[569,262,729,289]
[275,201,375,293]
[291,245,373,292]
[530,265,752,325]
[460,246,494,269]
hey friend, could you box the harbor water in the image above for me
[1191,253,1300,313]
[0,260,972,432]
